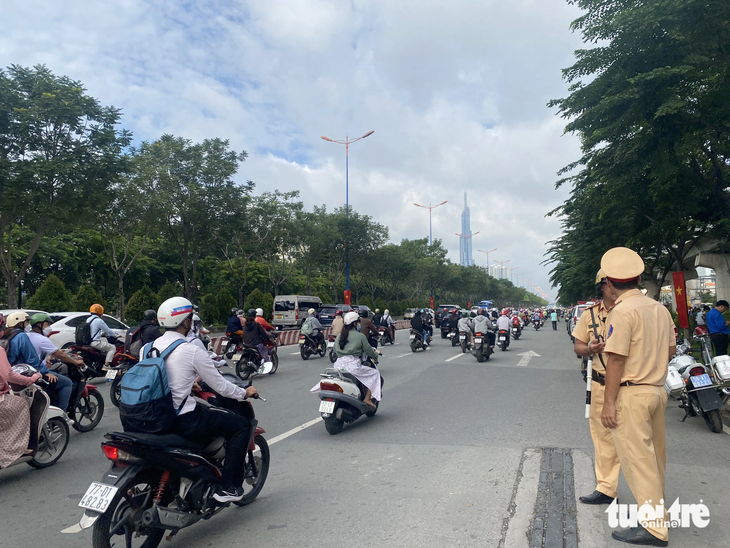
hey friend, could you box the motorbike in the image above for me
[448,327,459,347]
[378,326,394,346]
[471,330,494,362]
[667,338,730,433]
[533,318,542,330]
[62,359,105,432]
[409,329,429,352]
[6,364,70,469]
[299,333,325,360]
[511,324,521,341]
[498,329,510,351]
[106,356,138,409]
[459,331,471,353]
[327,334,338,363]
[66,374,269,548]
[235,333,279,380]
[315,356,383,435]
[66,337,136,380]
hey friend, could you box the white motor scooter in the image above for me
[5,364,70,469]
[314,356,383,435]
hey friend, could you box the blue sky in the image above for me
[1,0,587,301]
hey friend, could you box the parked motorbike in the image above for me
[315,356,383,435]
[378,327,394,346]
[235,335,279,380]
[66,375,268,548]
[471,330,494,362]
[459,331,471,353]
[6,364,69,469]
[666,340,729,433]
[409,329,429,352]
[299,333,325,360]
[498,329,510,351]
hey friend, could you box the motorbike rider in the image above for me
[457,310,474,344]
[149,297,259,503]
[87,304,118,370]
[473,309,495,347]
[226,308,243,341]
[496,310,512,345]
[358,309,380,349]
[448,308,461,333]
[2,311,74,415]
[140,309,162,344]
[26,313,84,376]
[423,309,434,339]
[333,311,383,409]
[331,309,345,337]
[241,309,273,374]
[372,308,383,326]
[410,309,429,344]
[382,309,396,342]
[302,309,325,349]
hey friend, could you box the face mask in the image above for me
[43,327,52,337]
[185,320,196,339]
[24,324,31,333]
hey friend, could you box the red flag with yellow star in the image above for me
[672,272,689,329]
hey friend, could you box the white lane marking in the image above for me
[268,417,322,445]
[290,352,300,355]
[446,353,466,362]
[390,352,415,359]
[516,350,541,367]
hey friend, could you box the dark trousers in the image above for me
[172,405,251,489]
[368,337,378,349]
[552,321,558,330]
[710,333,729,357]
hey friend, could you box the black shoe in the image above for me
[212,485,244,503]
[578,490,615,505]
[612,526,667,546]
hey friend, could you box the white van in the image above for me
[272,295,323,329]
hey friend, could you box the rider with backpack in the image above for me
[85,304,118,370]
[123,297,258,504]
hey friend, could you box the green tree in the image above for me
[215,288,237,324]
[26,273,73,312]
[125,286,160,324]
[157,281,180,302]
[243,288,274,320]
[74,284,107,312]
[0,65,131,307]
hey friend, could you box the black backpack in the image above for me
[75,317,93,345]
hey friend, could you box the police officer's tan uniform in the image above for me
[572,297,620,500]
[602,247,675,544]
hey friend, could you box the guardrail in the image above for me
[208,319,413,354]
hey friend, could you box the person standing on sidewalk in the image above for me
[572,270,620,506]
[706,300,730,356]
[600,247,674,547]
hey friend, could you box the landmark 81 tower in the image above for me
[459,193,474,266]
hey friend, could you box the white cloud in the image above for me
[0,0,586,301]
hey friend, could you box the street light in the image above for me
[477,248,497,268]
[321,130,375,304]
[455,231,481,240]
[414,200,448,308]
[414,201,448,246]
[508,267,519,284]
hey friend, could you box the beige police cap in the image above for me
[600,247,644,282]
[595,269,607,284]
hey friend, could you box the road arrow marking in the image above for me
[516,350,541,367]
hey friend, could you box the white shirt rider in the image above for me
[496,315,511,331]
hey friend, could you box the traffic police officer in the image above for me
[601,247,674,547]
[572,269,620,506]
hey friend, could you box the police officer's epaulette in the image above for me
[585,301,601,310]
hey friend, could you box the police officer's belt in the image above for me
[591,370,642,387]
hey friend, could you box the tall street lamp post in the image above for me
[321,130,375,304]
[414,201,448,309]
[477,248,497,270]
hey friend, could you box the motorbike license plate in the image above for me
[105,369,118,380]
[499,336,506,341]
[459,335,466,340]
[298,336,305,344]
[475,338,482,344]
[319,400,336,414]
[409,334,416,340]
[79,482,118,513]
[327,341,334,348]
[692,373,712,388]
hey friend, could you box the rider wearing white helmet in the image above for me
[152,296,258,503]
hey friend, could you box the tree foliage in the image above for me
[26,273,73,311]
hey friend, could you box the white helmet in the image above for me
[384,309,389,315]
[5,310,29,328]
[157,297,194,329]
[344,311,359,326]
[256,308,264,317]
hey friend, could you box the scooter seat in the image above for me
[107,431,205,450]
[340,371,360,385]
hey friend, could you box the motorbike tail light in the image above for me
[689,366,706,377]
[475,332,482,337]
[102,444,143,464]
[102,445,118,460]
[320,381,343,393]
